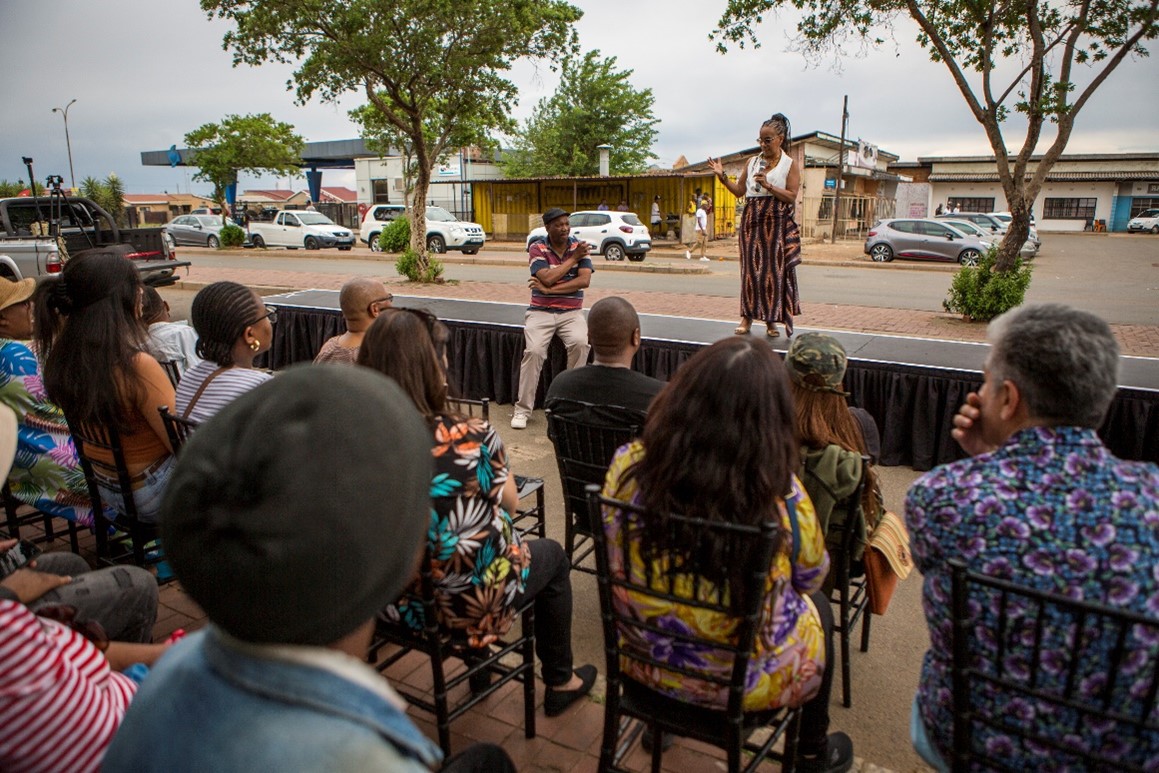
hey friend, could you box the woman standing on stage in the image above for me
[709,113,802,338]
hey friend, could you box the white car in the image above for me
[1127,208,1159,234]
[942,218,1038,259]
[359,204,485,254]
[525,210,652,262]
[248,210,355,250]
[988,211,1041,248]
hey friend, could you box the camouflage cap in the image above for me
[785,332,850,396]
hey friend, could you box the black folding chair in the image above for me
[446,396,546,538]
[545,399,645,573]
[949,558,1159,771]
[2,481,80,553]
[157,406,200,455]
[587,485,802,773]
[367,546,536,757]
[156,360,182,389]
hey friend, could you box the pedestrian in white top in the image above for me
[141,287,202,378]
[691,201,710,261]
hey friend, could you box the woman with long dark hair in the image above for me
[709,113,802,338]
[357,308,596,718]
[34,250,175,523]
[602,337,852,771]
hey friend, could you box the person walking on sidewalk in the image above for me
[709,112,802,339]
[651,196,663,237]
[688,199,710,261]
[511,208,594,430]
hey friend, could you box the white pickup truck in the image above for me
[248,210,355,251]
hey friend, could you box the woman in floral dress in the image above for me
[359,308,596,717]
[602,337,853,770]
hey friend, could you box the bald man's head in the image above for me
[588,297,641,362]
[338,277,391,323]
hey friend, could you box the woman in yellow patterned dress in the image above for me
[601,337,853,771]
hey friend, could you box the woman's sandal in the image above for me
[734,321,752,335]
[766,326,780,339]
[544,664,598,717]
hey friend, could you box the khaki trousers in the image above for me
[515,309,589,416]
[693,229,708,258]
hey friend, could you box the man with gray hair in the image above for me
[905,304,1159,769]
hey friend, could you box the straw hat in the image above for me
[0,278,35,312]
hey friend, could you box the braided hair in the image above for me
[190,281,264,366]
[761,113,792,151]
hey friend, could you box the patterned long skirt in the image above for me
[738,197,802,336]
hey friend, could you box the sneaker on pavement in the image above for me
[684,250,691,259]
[510,413,528,430]
[795,731,854,773]
[699,256,710,261]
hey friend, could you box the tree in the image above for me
[80,174,126,226]
[202,0,582,277]
[713,1,1159,271]
[0,180,27,198]
[184,113,304,220]
[502,50,659,178]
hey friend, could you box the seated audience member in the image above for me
[314,277,393,365]
[0,277,94,526]
[103,367,515,772]
[602,338,853,772]
[358,310,597,718]
[544,296,663,419]
[140,286,202,378]
[34,251,175,523]
[906,304,1159,769]
[785,333,881,565]
[0,406,170,773]
[175,282,273,423]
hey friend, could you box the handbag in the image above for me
[863,509,912,615]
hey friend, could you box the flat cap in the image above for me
[543,207,569,225]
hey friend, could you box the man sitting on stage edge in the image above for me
[512,208,594,430]
[545,296,663,419]
[905,303,1159,769]
[314,277,393,365]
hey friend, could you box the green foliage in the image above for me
[378,217,410,253]
[219,223,246,248]
[201,0,582,271]
[0,180,26,198]
[184,113,304,205]
[502,50,659,177]
[943,249,1033,322]
[395,247,445,283]
[80,174,127,227]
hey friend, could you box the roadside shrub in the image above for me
[943,248,1033,322]
[395,248,445,283]
[219,224,246,248]
[378,217,410,253]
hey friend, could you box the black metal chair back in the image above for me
[949,558,1159,772]
[800,449,871,708]
[586,485,801,773]
[546,399,645,572]
[2,481,80,553]
[368,544,537,757]
[158,406,200,455]
[446,396,489,421]
[157,360,182,389]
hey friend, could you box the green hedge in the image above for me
[378,218,410,253]
[943,248,1033,322]
[219,224,246,248]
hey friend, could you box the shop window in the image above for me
[1129,198,1159,218]
[946,197,995,213]
[371,179,392,203]
[1043,197,1096,220]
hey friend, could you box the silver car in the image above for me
[865,218,991,266]
[941,218,1038,260]
[936,212,1008,237]
[162,214,248,248]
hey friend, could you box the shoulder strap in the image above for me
[786,496,801,565]
[182,366,229,419]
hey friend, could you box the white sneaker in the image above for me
[700,256,710,261]
[510,413,528,430]
[684,250,691,260]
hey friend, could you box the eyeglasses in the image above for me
[248,308,277,327]
[368,294,393,314]
[757,137,781,145]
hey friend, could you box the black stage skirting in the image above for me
[264,290,1159,471]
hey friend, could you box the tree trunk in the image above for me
[410,163,431,273]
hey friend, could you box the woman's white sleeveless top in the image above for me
[746,153,792,198]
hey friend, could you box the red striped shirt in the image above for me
[0,601,136,772]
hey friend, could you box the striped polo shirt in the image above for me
[528,237,595,313]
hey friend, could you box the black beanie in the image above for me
[160,364,433,646]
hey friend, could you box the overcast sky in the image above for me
[3,0,1155,196]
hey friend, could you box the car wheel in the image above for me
[427,235,446,253]
[463,249,479,255]
[604,243,625,262]
[869,243,894,262]
[207,235,220,249]
[304,236,319,250]
[1152,225,1159,234]
[369,233,382,252]
[959,249,981,266]
[252,234,265,248]
[627,253,645,262]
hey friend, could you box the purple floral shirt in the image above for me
[906,426,1159,766]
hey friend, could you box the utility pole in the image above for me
[51,99,78,190]
[830,95,848,245]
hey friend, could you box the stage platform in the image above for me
[264,289,1158,471]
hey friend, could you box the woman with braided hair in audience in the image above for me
[33,250,176,524]
[174,282,274,423]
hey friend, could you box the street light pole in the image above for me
[51,98,77,190]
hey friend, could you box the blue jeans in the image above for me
[96,455,176,524]
[910,697,949,772]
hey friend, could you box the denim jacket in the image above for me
[103,627,442,772]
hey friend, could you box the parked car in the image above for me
[988,211,1041,247]
[936,211,1008,236]
[941,218,1038,259]
[162,214,249,248]
[525,210,652,262]
[248,210,355,250]
[359,204,485,254]
[865,218,991,266]
[1127,208,1159,234]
